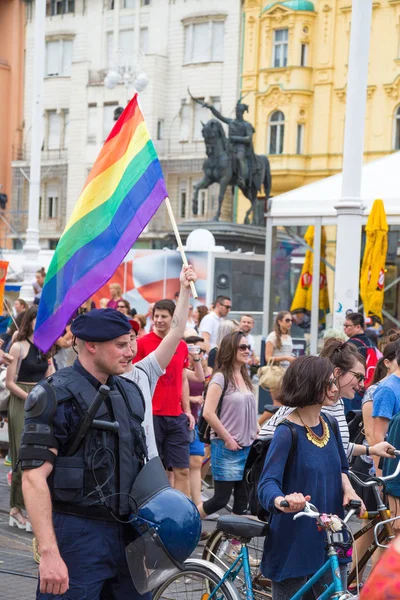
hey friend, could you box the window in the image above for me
[141,0,151,5]
[273,29,288,68]
[123,0,135,7]
[119,29,134,55]
[46,39,73,76]
[268,111,285,155]
[184,21,224,64]
[194,98,209,141]
[140,28,149,54]
[300,43,308,67]
[47,183,59,219]
[296,123,304,154]
[179,181,187,219]
[47,111,62,150]
[103,103,118,140]
[198,190,207,217]
[62,110,69,149]
[179,101,190,142]
[108,0,114,8]
[49,239,59,250]
[157,119,164,141]
[48,0,75,16]
[210,96,221,112]
[394,106,400,150]
[87,105,97,143]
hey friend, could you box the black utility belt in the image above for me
[53,503,119,523]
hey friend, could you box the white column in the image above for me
[310,219,322,355]
[333,0,373,329]
[19,0,46,303]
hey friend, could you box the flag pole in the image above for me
[165,198,198,299]
[3,300,18,330]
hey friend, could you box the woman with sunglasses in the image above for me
[261,340,393,462]
[265,311,295,369]
[259,355,364,598]
[116,299,131,316]
[197,331,258,523]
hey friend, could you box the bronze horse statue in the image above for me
[192,119,271,226]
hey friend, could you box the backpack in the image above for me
[243,412,340,522]
[197,376,229,444]
[351,338,382,388]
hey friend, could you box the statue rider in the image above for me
[201,99,256,188]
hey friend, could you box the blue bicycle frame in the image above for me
[291,552,344,600]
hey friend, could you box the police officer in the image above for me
[19,265,197,599]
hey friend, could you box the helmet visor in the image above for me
[125,527,180,594]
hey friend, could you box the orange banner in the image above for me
[0,261,9,313]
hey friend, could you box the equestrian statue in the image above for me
[191,94,272,227]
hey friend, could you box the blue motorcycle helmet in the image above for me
[133,486,201,562]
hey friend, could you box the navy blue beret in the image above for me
[71,308,132,341]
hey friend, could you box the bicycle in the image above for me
[203,450,400,596]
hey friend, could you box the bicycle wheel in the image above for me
[203,529,271,599]
[153,560,238,600]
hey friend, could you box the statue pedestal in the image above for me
[170,221,266,255]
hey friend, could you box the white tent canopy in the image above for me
[270,152,400,220]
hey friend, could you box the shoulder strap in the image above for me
[215,374,229,417]
[321,412,339,441]
[277,419,298,470]
[351,337,368,348]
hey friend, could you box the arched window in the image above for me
[269,111,285,155]
[394,106,400,150]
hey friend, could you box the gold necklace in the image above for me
[297,413,330,448]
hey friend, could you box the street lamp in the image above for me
[104,48,149,97]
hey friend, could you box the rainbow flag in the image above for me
[34,94,168,352]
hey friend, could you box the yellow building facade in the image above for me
[239,0,400,222]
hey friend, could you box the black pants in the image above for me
[203,480,248,515]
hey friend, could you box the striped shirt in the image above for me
[259,399,354,460]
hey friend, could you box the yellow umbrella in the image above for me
[290,226,330,318]
[360,199,388,322]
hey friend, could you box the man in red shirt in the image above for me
[133,299,195,496]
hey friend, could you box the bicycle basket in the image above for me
[125,527,181,594]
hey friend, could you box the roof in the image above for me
[262,1,315,13]
[269,152,400,219]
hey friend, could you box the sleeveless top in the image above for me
[17,340,49,383]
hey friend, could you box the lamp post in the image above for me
[19,0,46,303]
[333,0,373,328]
[104,48,148,103]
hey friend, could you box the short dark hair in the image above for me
[278,355,333,407]
[346,312,365,329]
[240,314,254,322]
[215,295,231,306]
[153,299,175,317]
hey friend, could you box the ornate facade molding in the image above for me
[384,75,400,99]
[334,84,377,102]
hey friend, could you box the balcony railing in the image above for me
[88,69,107,86]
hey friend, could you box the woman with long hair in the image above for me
[265,311,294,368]
[6,306,54,530]
[259,356,368,598]
[207,319,241,369]
[107,283,123,309]
[116,298,131,316]
[194,305,209,333]
[197,331,258,520]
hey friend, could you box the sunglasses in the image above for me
[326,377,338,390]
[343,324,354,329]
[117,305,126,309]
[221,304,232,310]
[284,318,293,323]
[238,344,251,351]
[349,370,365,383]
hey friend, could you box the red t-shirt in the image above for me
[133,331,189,416]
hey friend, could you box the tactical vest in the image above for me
[49,368,147,519]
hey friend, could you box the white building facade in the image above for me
[11,0,243,250]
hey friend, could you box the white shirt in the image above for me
[246,333,255,350]
[199,312,222,348]
[122,352,165,460]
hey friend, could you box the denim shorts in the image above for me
[210,439,250,481]
[189,425,205,456]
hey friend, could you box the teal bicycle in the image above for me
[153,500,361,600]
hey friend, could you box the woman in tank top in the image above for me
[6,305,54,531]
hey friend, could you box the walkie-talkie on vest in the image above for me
[66,384,112,456]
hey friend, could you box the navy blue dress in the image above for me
[258,419,349,582]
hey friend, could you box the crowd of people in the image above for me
[2,265,400,599]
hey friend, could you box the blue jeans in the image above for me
[37,513,151,600]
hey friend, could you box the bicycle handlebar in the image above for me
[349,450,400,488]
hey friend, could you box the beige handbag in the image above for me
[258,359,285,391]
